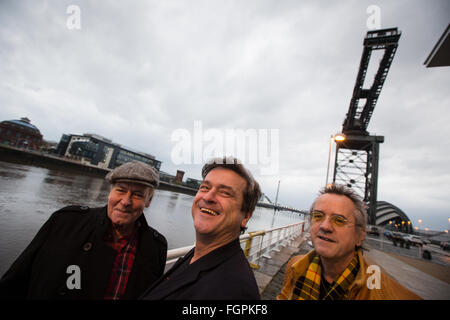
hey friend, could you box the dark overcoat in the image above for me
[0,205,167,299]
[140,239,260,300]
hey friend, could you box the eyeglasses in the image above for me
[310,211,360,228]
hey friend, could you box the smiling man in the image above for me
[277,184,421,300]
[0,161,167,300]
[141,157,262,300]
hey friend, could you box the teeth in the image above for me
[319,236,333,242]
[200,208,219,216]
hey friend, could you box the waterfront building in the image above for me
[159,171,176,183]
[0,117,43,150]
[56,133,161,170]
[185,177,202,189]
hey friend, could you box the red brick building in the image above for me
[0,117,43,150]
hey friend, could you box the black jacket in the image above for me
[0,205,167,299]
[140,239,260,300]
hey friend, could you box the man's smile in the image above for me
[317,234,336,243]
[114,208,133,214]
[200,207,220,216]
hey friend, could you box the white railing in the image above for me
[165,221,305,269]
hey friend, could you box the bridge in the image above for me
[256,193,307,214]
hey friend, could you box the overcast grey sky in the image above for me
[1,0,449,231]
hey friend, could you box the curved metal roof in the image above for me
[375,201,412,227]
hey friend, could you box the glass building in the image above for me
[56,133,161,171]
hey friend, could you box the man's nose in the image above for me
[318,216,334,232]
[202,188,217,203]
[120,192,132,206]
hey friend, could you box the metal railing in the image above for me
[165,221,305,269]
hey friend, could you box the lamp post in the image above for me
[418,219,422,234]
[271,180,281,228]
[326,133,346,187]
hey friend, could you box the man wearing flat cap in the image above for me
[0,161,167,300]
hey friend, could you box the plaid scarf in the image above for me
[104,227,139,300]
[292,251,360,300]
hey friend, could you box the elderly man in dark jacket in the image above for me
[0,161,167,300]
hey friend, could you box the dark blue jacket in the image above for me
[140,239,260,300]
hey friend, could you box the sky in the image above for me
[1,0,449,231]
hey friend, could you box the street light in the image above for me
[326,133,346,187]
[334,133,346,142]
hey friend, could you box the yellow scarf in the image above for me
[292,251,360,300]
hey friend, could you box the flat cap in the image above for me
[105,161,159,188]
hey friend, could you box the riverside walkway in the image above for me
[256,234,450,300]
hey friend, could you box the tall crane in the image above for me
[333,28,401,225]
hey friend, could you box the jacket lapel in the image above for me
[86,206,117,298]
[141,248,196,299]
[123,215,166,299]
[290,249,316,282]
[347,250,367,297]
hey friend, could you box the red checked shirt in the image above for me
[104,227,139,300]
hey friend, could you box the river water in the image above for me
[0,160,303,276]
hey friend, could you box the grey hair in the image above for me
[310,184,368,229]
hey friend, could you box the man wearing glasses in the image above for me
[277,184,421,300]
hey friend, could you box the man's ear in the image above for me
[240,211,252,230]
[356,228,366,247]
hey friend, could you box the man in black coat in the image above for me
[141,157,262,300]
[0,161,167,300]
